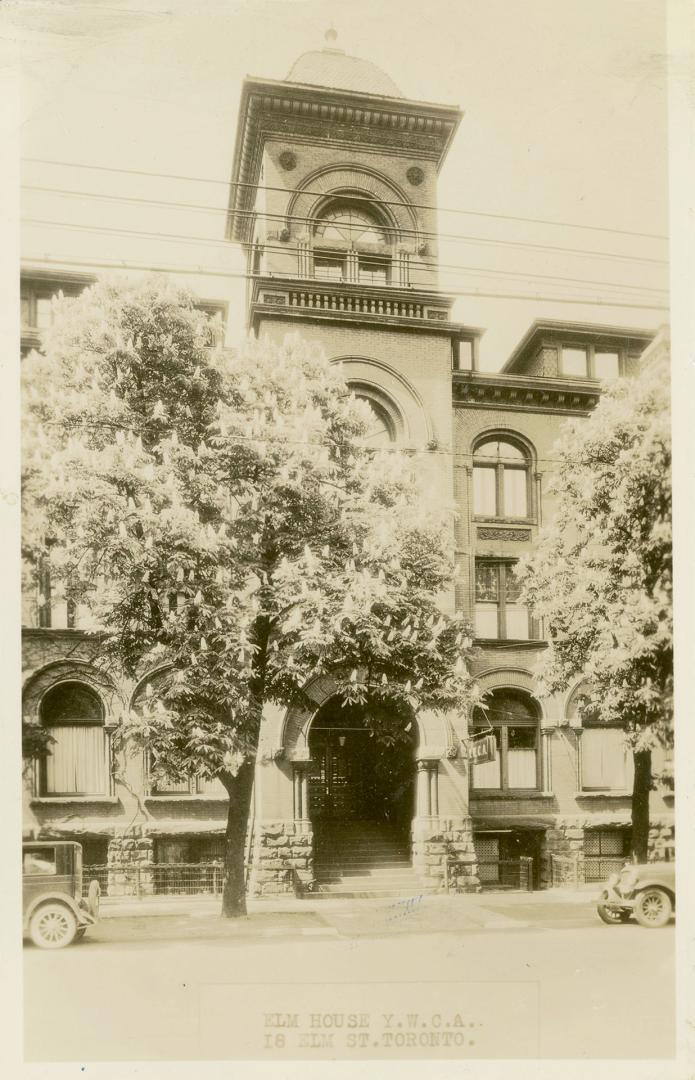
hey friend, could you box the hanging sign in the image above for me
[469,733,497,765]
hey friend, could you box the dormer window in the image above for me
[560,345,621,380]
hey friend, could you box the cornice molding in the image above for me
[227,77,461,242]
[453,371,600,416]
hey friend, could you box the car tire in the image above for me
[597,902,631,925]
[633,887,673,928]
[87,879,101,920]
[29,902,78,949]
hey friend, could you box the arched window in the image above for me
[473,437,531,519]
[312,196,393,286]
[40,681,108,796]
[314,202,388,245]
[470,689,540,792]
[357,397,396,446]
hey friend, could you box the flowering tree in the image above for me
[23,278,477,915]
[519,341,672,861]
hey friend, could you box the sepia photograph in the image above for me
[2,0,692,1075]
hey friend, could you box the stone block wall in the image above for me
[648,821,675,862]
[412,817,480,893]
[106,832,154,897]
[248,821,313,896]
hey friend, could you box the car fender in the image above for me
[633,881,675,908]
[24,892,92,929]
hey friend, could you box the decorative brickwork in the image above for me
[248,820,314,896]
[411,816,479,892]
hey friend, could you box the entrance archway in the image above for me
[306,697,418,887]
[307,698,417,830]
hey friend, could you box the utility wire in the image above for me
[22,157,669,242]
[20,254,669,311]
[22,219,668,297]
[21,184,670,267]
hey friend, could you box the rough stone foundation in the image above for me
[249,820,314,896]
[106,830,154,897]
[412,817,480,893]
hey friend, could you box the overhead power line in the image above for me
[20,254,670,311]
[21,219,669,298]
[22,157,669,242]
[21,184,670,267]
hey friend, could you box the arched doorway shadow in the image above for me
[307,697,418,857]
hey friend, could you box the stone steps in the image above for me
[313,820,432,898]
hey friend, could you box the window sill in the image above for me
[31,796,119,804]
[470,790,552,799]
[144,794,228,803]
[574,790,632,799]
[473,517,536,527]
[474,638,547,649]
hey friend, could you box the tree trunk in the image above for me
[220,762,255,918]
[631,749,652,863]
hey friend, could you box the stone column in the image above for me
[428,762,439,817]
[541,727,553,794]
[416,758,432,817]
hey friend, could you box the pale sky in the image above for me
[14,0,669,369]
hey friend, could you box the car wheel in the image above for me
[29,903,78,949]
[597,903,631,925]
[87,879,101,920]
[633,887,673,928]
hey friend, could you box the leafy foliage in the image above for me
[23,277,478,793]
[518,343,672,755]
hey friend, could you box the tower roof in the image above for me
[286,35,403,99]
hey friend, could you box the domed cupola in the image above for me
[286,29,403,99]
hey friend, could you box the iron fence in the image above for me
[83,861,228,899]
[548,853,627,887]
[446,856,534,893]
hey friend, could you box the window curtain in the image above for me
[45,726,107,795]
[503,469,528,517]
[471,756,501,789]
[582,728,631,790]
[507,749,537,788]
[473,467,496,516]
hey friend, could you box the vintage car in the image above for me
[597,860,675,928]
[23,841,100,948]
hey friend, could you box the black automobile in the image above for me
[597,860,675,928]
[23,841,100,948]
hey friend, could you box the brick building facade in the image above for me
[21,38,673,897]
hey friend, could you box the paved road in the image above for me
[24,897,675,1063]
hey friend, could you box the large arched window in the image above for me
[312,196,393,286]
[470,689,540,792]
[40,681,108,796]
[472,437,531,519]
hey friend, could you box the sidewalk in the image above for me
[100,883,597,920]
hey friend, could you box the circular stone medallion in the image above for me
[406,165,425,187]
[279,150,297,172]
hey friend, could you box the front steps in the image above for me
[312,820,438,899]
